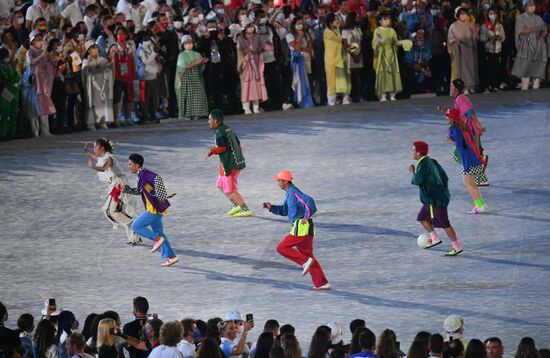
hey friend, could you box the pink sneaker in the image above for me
[161,256,179,267]
[150,236,165,253]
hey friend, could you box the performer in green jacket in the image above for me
[409,141,463,256]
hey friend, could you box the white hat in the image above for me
[41,299,61,316]
[84,40,96,52]
[225,310,243,321]
[443,314,464,332]
[29,30,43,44]
[327,322,343,345]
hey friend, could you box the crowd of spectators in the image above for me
[1,299,549,358]
[0,0,549,139]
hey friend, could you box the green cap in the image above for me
[209,109,224,122]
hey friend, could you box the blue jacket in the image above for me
[269,184,317,222]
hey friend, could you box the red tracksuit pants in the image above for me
[276,234,329,288]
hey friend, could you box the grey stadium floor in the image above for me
[1,89,549,355]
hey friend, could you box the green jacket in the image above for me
[215,123,246,175]
[411,156,450,207]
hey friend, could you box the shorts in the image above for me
[216,170,240,194]
[113,80,135,104]
[417,204,450,228]
[462,164,483,176]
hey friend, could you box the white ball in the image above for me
[417,233,431,249]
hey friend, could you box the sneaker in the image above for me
[161,256,179,267]
[425,239,442,249]
[445,248,463,256]
[150,236,165,253]
[342,96,352,105]
[302,257,314,276]
[282,103,294,111]
[468,205,487,215]
[389,94,397,101]
[477,180,490,186]
[313,283,332,291]
[227,205,242,216]
[232,209,253,217]
[99,123,109,130]
[379,96,387,102]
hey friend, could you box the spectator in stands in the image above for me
[66,333,95,358]
[484,337,503,358]
[219,318,254,358]
[428,334,444,358]
[280,334,302,358]
[178,319,197,358]
[149,321,184,358]
[34,319,61,358]
[15,314,34,358]
[465,339,486,358]
[197,337,222,358]
[514,337,537,358]
[287,15,315,108]
[324,13,351,105]
[342,12,364,102]
[448,6,478,94]
[308,325,332,358]
[479,6,505,93]
[376,329,399,358]
[123,296,150,358]
[349,327,378,358]
[97,318,119,358]
[81,314,98,342]
[109,26,136,127]
[0,303,26,358]
[372,12,402,101]
[254,332,275,358]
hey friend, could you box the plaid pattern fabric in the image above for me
[154,176,168,201]
[462,164,483,176]
[475,171,489,185]
[178,68,209,119]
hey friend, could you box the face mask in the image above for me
[198,14,204,20]
[128,26,136,33]
[488,13,496,20]
[483,3,490,10]
[78,33,85,41]
[17,17,25,25]
[295,24,303,30]
[224,0,231,5]
[216,8,224,15]
[38,25,48,31]
[259,17,267,24]
[304,18,311,25]
[117,34,126,42]
[208,27,217,32]
[86,0,95,4]
[459,13,467,21]
[240,14,248,22]
[174,21,183,29]
[192,17,200,24]
[431,9,439,15]
[108,24,116,31]
[71,320,80,330]
[143,40,152,46]
[184,43,193,50]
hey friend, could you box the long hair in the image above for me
[197,337,222,358]
[281,334,302,358]
[81,313,98,341]
[465,339,487,358]
[349,327,368,355]
[407,340,429,358]
[289,15,304,38]
[96,318,117,348]
[34,320,57,357]
[376,329,398,358]
[57,311,75,342]
[96,138,113,153]
[308,326,331,358]
[256,332,275,358]
[515,337,537,358]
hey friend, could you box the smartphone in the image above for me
[49,298,56,306]
[246,313,253,321]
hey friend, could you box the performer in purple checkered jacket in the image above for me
[122,154,179,267]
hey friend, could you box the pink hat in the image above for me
[272,170,293,181]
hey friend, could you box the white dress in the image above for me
[97,152,140,243]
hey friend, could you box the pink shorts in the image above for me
[216,170,240,193]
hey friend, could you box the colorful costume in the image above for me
[323,27,351,104]
[372,26,402,98]
[175,49,209,119]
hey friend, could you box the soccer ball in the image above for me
[417,233,431,249]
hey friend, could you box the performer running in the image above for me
[263,170,331,290]
[83,138,141,245]
[121,154,179,267]
[205,109,252,217]
[438,78,489,186]
[409,141,463,256]
[446,108,488,215]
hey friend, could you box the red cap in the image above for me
[413,141,429,156]
[272,170,293,181]
[446,108,461,121]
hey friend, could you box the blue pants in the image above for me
[131,212,175,259]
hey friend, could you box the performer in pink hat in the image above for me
[263,170,331,290]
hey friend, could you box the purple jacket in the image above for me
[138,169,170,213]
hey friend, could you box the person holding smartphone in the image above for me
[218,318,254,358]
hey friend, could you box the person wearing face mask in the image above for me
[480,6,505,92]
[25,0,61,32]
[125,0,148,32]
[0,46,21,140]
[511,0,547,90]
[83,5,98,38]
[26,30,58,137]
[447,7,479,94]
[237,19,269,114]
[341,12,363,102]
[155,12,180,118]
[177,319,197,358]
[136,31,162,123]
[197,19,224,109]
[287,16,315,108]
[175,35,209,120]
[406,0,434,33]
[429,4,450,94]
[81,41,115,129]
[7,10,30,48]
[97,16,117,57]
[61,0,87,28]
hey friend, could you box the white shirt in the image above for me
[26,3,61,24]
[61,1,86,26]
[0,0,15,19]
[83,15,95,37]
[176,340,196,358]
[149,345,184,358]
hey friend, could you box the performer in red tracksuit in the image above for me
[263,170,331,291]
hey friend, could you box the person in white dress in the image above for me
[84,138,141,244]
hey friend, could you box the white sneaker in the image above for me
[342,96,352,105]
[243,108,252,114]
[390,93,397,101]
[379,94,387,102]
[282,103,294,111]
[252,105,261,114]
[302,257,314,276]
[313,283,332,291]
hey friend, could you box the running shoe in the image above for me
[150,236,165,253]
[313,283,332,291]
[477,180,490,186]
[445,248,463,256]
[302,257,314,276]
[227,205,242,216]
[468,205,487,215]
[161,256,179,267]
[425,239,442,249]
[233,210,253,217]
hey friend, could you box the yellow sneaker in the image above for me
[233,210,253,217]
[227,205,242,215]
